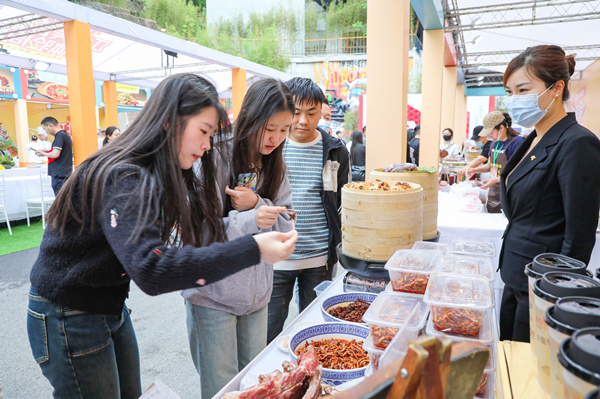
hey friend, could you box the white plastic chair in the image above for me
[0,173,12,235]
[26,172,55,229]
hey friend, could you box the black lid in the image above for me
[561,328,600,384]
[546,297,600,334]
[585,388,600,399]
[539,272,600,299]
[532,253,587,275]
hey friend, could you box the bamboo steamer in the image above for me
[370,168,439,240]
[341,182,423,261]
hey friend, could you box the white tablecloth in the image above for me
[214,192,600,398]
[1,167,47,222]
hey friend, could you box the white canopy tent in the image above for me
[0,0,292,94]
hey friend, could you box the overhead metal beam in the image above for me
[410,0,445,30]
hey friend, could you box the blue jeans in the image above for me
[267,266,332,343]
[51,175,67,196]
[185,302,267,399]
[27,287,142,399]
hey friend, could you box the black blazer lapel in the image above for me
[504,114,577,193]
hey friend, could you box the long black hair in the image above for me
[102,126,119,146]
[350,129,364,165]
[226,78,294,212]
[46,73,228,246]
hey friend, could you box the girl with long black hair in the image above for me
[26,73,297,399]
[183,78,295,398]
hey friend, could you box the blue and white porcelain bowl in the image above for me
[321,292,377,325]
[288,322,370,386]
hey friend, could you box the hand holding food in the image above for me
[253,230,297,264]
[458,165,470,177]
[254,205,286,230]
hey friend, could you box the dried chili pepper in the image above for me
[391,272,430,294]
[327,298,371,323]
[370,326,399,349]
[431,306,482,337]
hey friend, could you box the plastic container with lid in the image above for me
[423,273,493,339]
[449,239,496,258]
[525,254,589,354]
[426,309,496,369]
[435,255,494,283]
[532,272,600,393]
[379,321,410,370]
[411,241,449,254]
[558,327,600,399]
[475,369,496,399]
[362,291,428,349]
[545,297,600,399]
[384,249,441,294]
[362,334,385,372]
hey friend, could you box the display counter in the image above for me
[1,167,47,222]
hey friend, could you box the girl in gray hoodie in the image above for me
[182,78,295,398]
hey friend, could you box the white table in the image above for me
[214,192,600,398]
[213,274,347,399]
[0,167,47,222]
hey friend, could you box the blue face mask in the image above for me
[475,140,484,148]
[506,83,556,128]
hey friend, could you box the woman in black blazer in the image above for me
[499,45,600,342]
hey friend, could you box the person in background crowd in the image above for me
[458,125,490,178]
[26,73,298,399]
[35,117,73,195]
[97,127,105,150]
[183,78,294,398]
[439,128,461,160]
[469,111,524,213]
[350,130,366,182]
[103,126,121,147]
[409,124,421,166]
[336,130,347,145]
[38,131,52,151]
[267,77,350,344]
[27,135,43,163]
[499,45,600,342]
[362,125,367,144]
[317,100,332,135]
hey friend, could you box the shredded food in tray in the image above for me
[346,179,412,191]
[391,272,429,294]
[327,298,371,323]
[432,306,482,337]
[295,339,369,370]
[476,372,488,396]
[370,326,399,349]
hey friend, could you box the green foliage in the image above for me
[344,108,359,133]
[0,154,15,167]
[143,0,205,36]
[325,0,367,36]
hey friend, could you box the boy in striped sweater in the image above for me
[267,77,350,343]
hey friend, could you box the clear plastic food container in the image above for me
[425,309,496,369]
[362,334,384,372]
[384,250,441,294]
[362,291,428,349]
[436,255,495,283]
[423,273,493,338]
[411,241,449,254]
[449,239,496,258]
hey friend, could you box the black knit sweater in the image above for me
[30,164,261,315]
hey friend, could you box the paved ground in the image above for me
[0,248,303,399]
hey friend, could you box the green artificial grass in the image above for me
[0,219,44,256]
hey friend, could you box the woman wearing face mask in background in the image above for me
[498,45,600,342]
[317,100,332,135]
[439,128,461,160]
[468,111,524,213]
[458,125,490,179]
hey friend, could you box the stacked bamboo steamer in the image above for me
[370,168,439,240]
[341,181,423,261]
